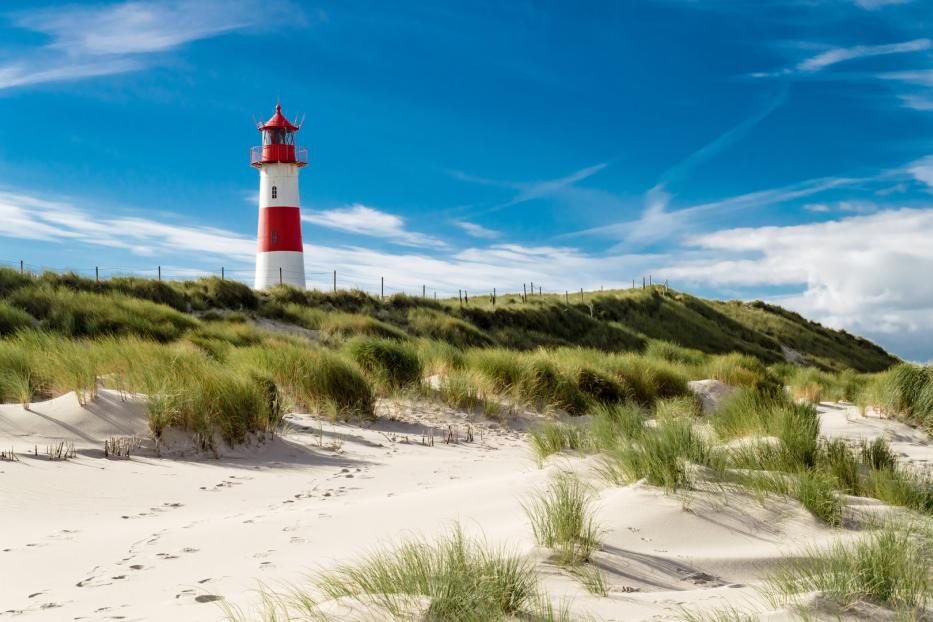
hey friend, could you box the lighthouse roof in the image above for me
[258,104,300,131]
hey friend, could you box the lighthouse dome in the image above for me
[258,104,300,131]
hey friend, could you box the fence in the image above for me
[1,258,670,306]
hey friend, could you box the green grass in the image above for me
[766,523,933,616]
[407,307,495,348]
[528,421,592,462]
[523,472,601,565]
[0,266,906,454]
[347,337,422,392]
[598,416,711,491]
[321,312,408,342]
[859,363,933,433]
[589,402,646,450]
[0,302,33,335]
[236,342,375,421]
[318,526,543,621]
[221,529,573,622]
[794,471,844,527]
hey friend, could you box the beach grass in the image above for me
[523,472,601,566]
[766,522,933,616]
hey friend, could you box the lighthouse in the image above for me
[250,104,308,290]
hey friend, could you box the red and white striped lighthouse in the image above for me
[250,104,308,290]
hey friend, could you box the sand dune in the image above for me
[1,392,929,620]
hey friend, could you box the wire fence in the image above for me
[1,257,670,305]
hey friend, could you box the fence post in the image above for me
[565,290,569,305]
[158,266,161,281]
[19,260,23,274]
[422,284,426,299]
[538,286,542,296]
[381,276,384,300]
[465,290,469,304]
[642,276,645,289]
[523,283,527,303]
[649,275,652,286]
[492,287,496,307]
[221,266,225,281]
[632,279,635,289]
[333,270,336,293]
[459,289,462,306]
[434,291,437,301]
[530,281,535,296]
[279,267,283,286]
[95,266,99,283]
[580,288,584,303]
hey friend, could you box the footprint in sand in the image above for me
[195,595,223,603]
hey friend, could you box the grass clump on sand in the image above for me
[599,416,712,491]
[859,363,933,433]
[318,526,546,621]
[524,472,601,566]
[347,337,422,392]
[529,421,592,462]
[466,349,588,415]
[237,342,374,421]
[767,523,933,617]
[222,529,572,622]
[146,363,282,449]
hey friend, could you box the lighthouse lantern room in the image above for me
[251,104,308,290]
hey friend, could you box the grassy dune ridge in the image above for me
[0,266,926,444]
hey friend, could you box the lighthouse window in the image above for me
[271,185,277,199]
[271,231,278,244]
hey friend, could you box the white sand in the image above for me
[1,394,929,620]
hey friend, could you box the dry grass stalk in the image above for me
[45,440,75,460]
[104,435,141,458]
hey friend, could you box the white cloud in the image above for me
[0,189,254,259]
[454,221,500,239]
[302,204,446,248]
[909,155,933,188]
[796,39,931,73]
[898,94,933,111]
[879,69,933,87]
[0,1,297,90]
[656,208,933,358]
[0,188,658,297]
[804,203,831,212]
[806,200,878,214]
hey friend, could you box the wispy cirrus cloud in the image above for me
[797,38,931,73]
[0,0,301,90]
[450,162,616,215]
[0,189,254,259]
[751,38,932,80]
[454,221,500,239]
[302,204,446,248]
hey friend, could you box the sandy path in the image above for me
[1,395,929,621]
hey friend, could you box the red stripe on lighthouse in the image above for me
[257,207,304,252]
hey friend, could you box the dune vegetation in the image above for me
[4,267,933,620]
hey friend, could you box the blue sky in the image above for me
[1,1,933,360]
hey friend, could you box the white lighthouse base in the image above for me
[255,251,306,290]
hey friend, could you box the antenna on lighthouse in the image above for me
[297,113,306,128]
